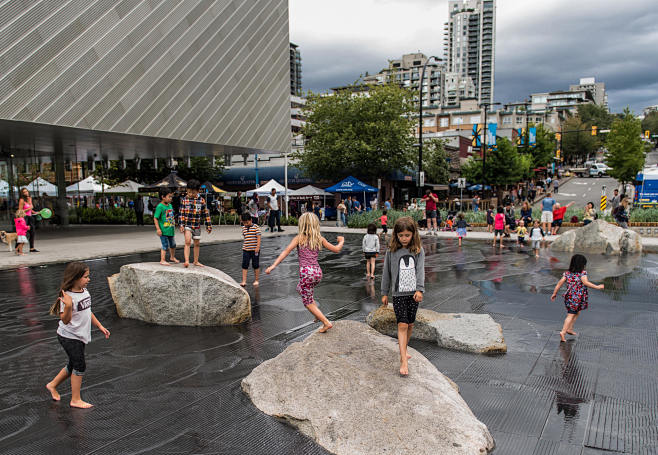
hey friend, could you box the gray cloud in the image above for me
[292,0,658,113]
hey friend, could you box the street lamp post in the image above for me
[479,101,501,191]
[417,55,441,196]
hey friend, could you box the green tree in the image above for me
[99,159,170,185]
[561,117,597,163]
[641,111,658,139]
[606,108,646,185]
[577,104,614,130]
[422,138,450,184]
[177,156,224,182]
[296,83,416,182]
[529,123,557,168]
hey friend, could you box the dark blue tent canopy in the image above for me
[325,176,378,193]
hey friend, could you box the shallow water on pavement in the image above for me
[0,234,656,454]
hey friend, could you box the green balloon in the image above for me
[38,208,53,219]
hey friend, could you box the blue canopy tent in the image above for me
[467,184,492,191]
[325,176,378,208]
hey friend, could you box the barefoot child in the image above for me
[381,217,425,376]
[362,223,380,279]
[178,179,212,267]
[528,220,545,257]
[486,207,494,233]
[46,262,110,408]
[378,210,388,238]
[493,206,505,248]
[516,219,528,245]
[550,254,604,342]
[14,209,29,256]
[265,212,344,332]
[455,212,469,246]
[240,212,261,286]
[154,189,179,265]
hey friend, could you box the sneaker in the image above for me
[278,228,284,232]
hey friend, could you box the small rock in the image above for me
[242,321,495,455]
[108,262,250,326]
[366,305,506,354]
[551,220,642,255]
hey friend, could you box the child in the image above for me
[455,212,469,246]
[444,214,454,232]
[551,254,604,342]
[379,210,388,238]
[178,179,212,267]
[265,213,344,332]
[381,217,425,377]
[493,207,505,248]
[486,208,494,233]
[153,189,179,265]
[46,262,110,408]
[240,212,261,286]
[528,220,545,257]
[363,223,380,279]
[516,219,528,245]
[14,209,29,256]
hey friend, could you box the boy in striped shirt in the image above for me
[240,212,261,286]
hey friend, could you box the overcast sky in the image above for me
[290,0,658,114]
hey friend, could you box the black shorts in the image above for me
[494,229,504,236]
[552,219,563,227]
[381,225,388,234]
[58,334,86,376]
[364,252,377,259]
[242,250,260,269]
[392,295,419,324]
[426,210,437,219]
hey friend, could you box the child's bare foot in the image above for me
[239,282,246,287]
[559,331,566,342]
[318,322,333,333]
[170,257,180,263]
[566,330,578,336]
[46,383,60,401]
[70,399,93,409]
[159,261,170,266]
[399,362,409,376]
[193,262,204,267]
[407,354,412,360]
[253,281,259,286]
[184,262,189,268]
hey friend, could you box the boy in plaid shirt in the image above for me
[178,179,212,267]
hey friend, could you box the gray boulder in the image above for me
[242,320,494,455]
[108,263,250,326]
[366,305,506,354]
[551,219,642,255]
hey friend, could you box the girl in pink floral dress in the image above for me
[265,212,344,333]
[550,254,604,342]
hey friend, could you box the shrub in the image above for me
[69,207,153,225]
[629,207,658,223]
[346,209,423,228]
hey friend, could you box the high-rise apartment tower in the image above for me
[444,0,495,105]
[290,42,302,96]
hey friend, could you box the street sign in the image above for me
[457,178,466,189]
[419,171,425,187]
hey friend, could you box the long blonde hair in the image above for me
[297,212,323,250]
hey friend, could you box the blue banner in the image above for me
[486,123,497,149]
[529,127,537,147]
[517,128,525,145]
[472,124,481,147]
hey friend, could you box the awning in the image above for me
[246,179,290,196]
[325,176,378,193]
[139,172,187,192]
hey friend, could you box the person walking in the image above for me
[248,194,259,225]
[472,194,480,212]
[18,188,38,252]
[345,196,353,216]
[134,196,145,226]
[267,188,283,233]
[234,191,243,215]
[610,189,620,213]
[336,199,347,227]
[553,178,560,194]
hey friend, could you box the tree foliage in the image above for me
[529,123,557,168]
[422,138,450,184]
[577,103,614,130]
[96,156,223,185]
[460,137,530,187]
[561,117,597,163]
[606,108,645,184]
[641,111,658,138]
[296,83,416,182]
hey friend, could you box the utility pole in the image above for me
[479,101,501,191]
[417,55,441,197]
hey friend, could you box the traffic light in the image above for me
[591,125,597,136]
[646,130,651,139]
[555,132,561,142]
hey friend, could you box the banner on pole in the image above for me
[516,128,525,145]
[529,127,536,147]
[471,124,481,147]
[487,123,497,150]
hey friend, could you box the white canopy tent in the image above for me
[0,179,17,198]
[288,185,332,198]
[245,179,289,196]
[66,176,107,195]
[25,177,58,196]
[106,180,141,194]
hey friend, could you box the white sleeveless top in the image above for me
[57,289,92,344]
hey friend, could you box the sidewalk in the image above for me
[2,224,656,270]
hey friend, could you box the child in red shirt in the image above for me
[379,210,388,238]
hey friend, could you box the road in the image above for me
[551,176,620,209]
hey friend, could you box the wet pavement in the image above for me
[0,234,656,454]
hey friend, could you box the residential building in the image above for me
[0,0,290,224]
[290,42,302,96]
[444,0,496,105]
[569,77,607,109]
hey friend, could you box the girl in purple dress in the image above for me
[266,212,344,333]
[550,254,604,342]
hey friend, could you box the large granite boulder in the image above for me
[551,220,642,255]
[366,305,506,354]
[242,321,494,455]
[108,263,250,326]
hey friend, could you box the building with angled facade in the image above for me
[0,0,291,224]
